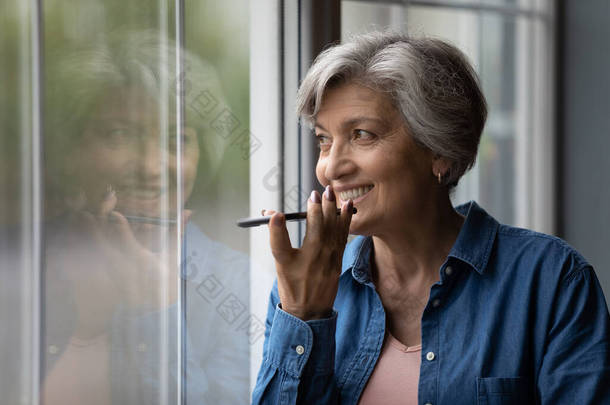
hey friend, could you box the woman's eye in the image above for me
[353,129,375,141]
[316,134,332,149]
[107,128,128,137]
[105,127,135,145]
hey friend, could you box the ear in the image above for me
[431,155,452,180]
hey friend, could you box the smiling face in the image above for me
[314,82,437,236]
[74,86,199,235]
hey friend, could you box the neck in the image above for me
[371,192,464,288]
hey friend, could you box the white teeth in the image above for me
[339,185,373,201]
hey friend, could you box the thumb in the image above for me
[269,213,294,264]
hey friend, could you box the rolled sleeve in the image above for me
[252,281,340,405]
[266,305,337,378]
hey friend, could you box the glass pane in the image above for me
[476,13,518,225]
[1,1,39,404]
[341,2,536,225]
[42,2,183,403]
[182,0,251,403]
[342,1,407,36]
[403,6,521,225]
[40,0,250,404]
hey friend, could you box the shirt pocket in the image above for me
[476,377,532,405]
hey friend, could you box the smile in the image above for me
[122,188,166,200]
[338,185,374,202]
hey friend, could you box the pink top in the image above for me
[358,332,421,405]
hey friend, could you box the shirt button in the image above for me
[432,298,441,308]
[295,345,305,355]
[426,351,435,361]
[445,266,453,276]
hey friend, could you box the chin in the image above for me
[347,219,373,237]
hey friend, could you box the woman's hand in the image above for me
[49,187,190,334]
[265,185,353,320]
[100,203,191,313]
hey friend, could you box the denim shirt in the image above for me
[252,201,610,404]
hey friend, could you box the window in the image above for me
[1,0,556,402]
[2,0,251,403]
[342,0,556,231]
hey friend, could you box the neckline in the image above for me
[386,331,422,353]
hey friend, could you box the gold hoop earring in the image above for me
[437,172,442,185]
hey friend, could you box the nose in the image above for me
[321,140,355,182]
[136,138,165,181]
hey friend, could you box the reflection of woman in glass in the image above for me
[43,30,249,404]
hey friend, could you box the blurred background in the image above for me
[0,0,607,403]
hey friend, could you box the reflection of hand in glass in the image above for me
[66,188,192,313]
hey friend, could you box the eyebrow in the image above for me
[314,116,388,132]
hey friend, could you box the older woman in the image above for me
[253,32,610,404]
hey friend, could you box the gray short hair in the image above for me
[45,29,227,202]
[296,31,487,187]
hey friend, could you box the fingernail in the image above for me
[310,190,321,204]
[324,185,335,201]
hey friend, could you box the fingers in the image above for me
[95,185,124,246]
[321,185,338,231]
[107,211,147,256]
[268,212,294,264]
[303,190,322,246]
[340,198,354,240]
[69,210,118,259]
[264,207,295,263]
[97,184,117,217]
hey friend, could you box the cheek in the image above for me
[315,159,327,186]
[182,160,198,187]
[86,147,131,178]
[175,149,199,190]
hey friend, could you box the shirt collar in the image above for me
[449,201,499,274]
[341,234,374,283]
[341,200,499,282]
